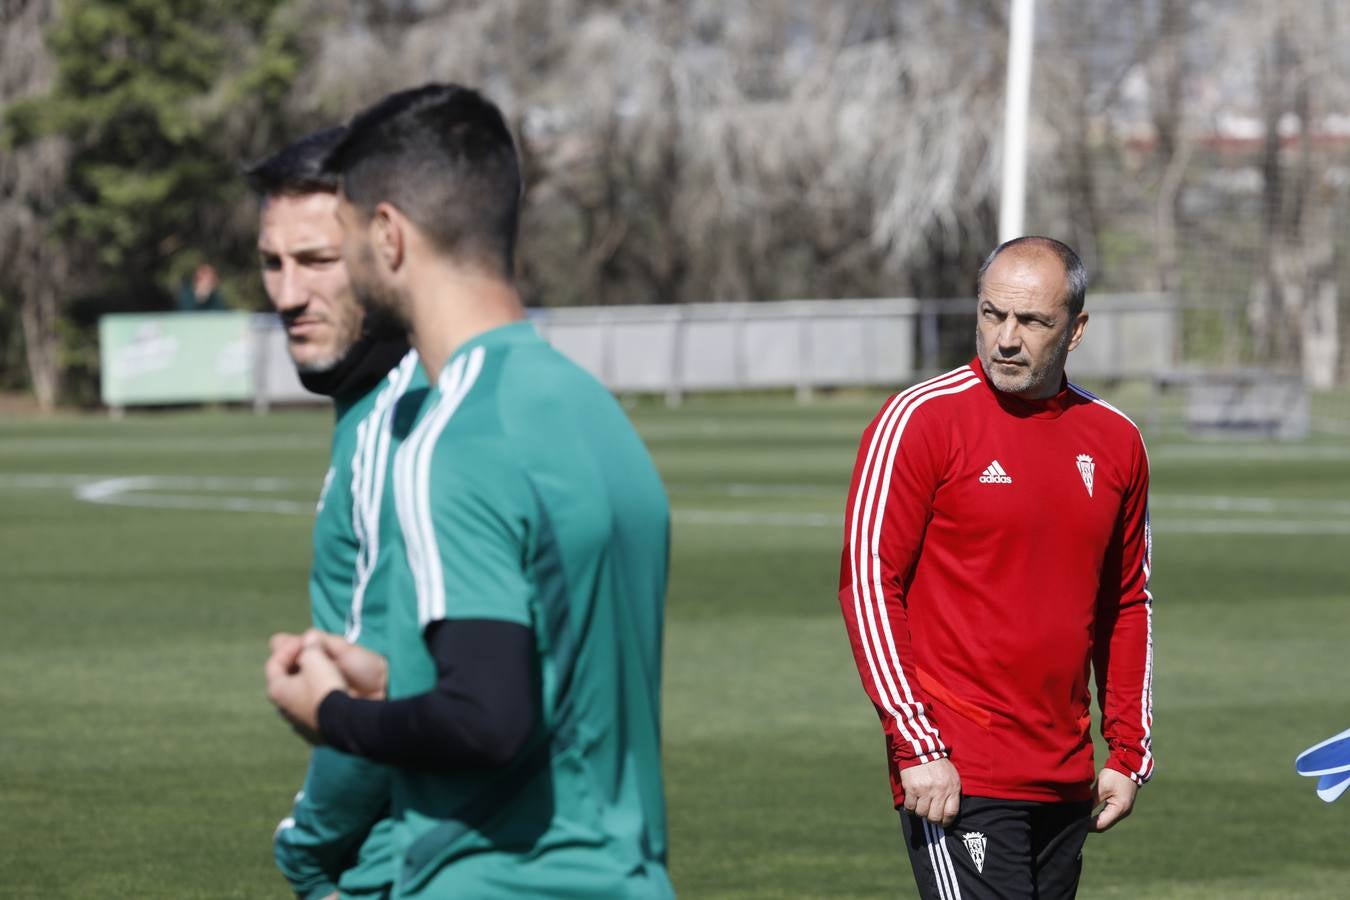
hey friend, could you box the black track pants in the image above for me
[899,796,1094,900]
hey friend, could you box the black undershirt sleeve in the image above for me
[316,619,536,771]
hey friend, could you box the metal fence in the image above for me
[530,294,1178,403]
[106,294,1311,439]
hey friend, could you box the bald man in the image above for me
[838,237,1154,899]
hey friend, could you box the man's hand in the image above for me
[900,758,962,828]
[1091,767,1139,832]
[301,629,388,699]
[264,632,349,744]
[268,632,305,670]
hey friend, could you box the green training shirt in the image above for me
[275,351,428,900]
[381,321,672,899]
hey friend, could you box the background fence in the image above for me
[100,294,1313,437]
[534,294,1177,401]
[101,295,1178,408]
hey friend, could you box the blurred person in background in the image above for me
[264,83,674,899]
[838,236,1154,899]
[175,262,226,311]
[248,125,426,900]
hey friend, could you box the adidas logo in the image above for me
[978,460,1013,484]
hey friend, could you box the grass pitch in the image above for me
[2,386,1349,898]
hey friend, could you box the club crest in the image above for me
[962,831,987,873]
[1076,454,1095,497]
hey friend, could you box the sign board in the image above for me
[100,312,254,407]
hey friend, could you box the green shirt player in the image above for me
[250,128,427,899]
[265,85,673,898]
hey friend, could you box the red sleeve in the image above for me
[1094,434,1155,785]
[838,392,949,770]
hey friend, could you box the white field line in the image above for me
[71,475,316,515]
[673,510,841,528]
[0,435,326,455]
[1150,519,1350,536]
[3,473,1348,535]
[635,420,864,439]
[671,510,1350,535]
[0,473,103,489]
[669,482,843,498]
[4,428,1349,460]
[78,490,315,516]
[1149,443,1350,462]
[1150,494,1350,515]
[71,472,318,512]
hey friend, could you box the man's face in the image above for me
[974,251,1088,400]
[257,192,362,372]
[334,194,409,339]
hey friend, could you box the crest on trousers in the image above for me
[962,832,987,874]
[1076,454,1095,497]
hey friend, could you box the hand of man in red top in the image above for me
[901,758,962,827]
[1091,768,1139,832]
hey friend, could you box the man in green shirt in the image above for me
[250,127,426,899]
[265,84,673,898]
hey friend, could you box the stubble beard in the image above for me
[976,326,1072,397]
[291,300,363,374]
[356,284,409,342]
[350,242,411,342]
[296,342,355,374]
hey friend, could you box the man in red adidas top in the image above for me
[838,236,1153,899]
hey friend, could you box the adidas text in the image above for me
[978,460,1013,484]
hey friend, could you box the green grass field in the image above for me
[3,387,1350,898]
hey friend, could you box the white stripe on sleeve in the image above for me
[847,368,979,761]
[396,347,486,628]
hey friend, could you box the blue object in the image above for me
[1295,727,1350,777]
[1317,772,1350,803]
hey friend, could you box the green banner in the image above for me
[100,312,254,406]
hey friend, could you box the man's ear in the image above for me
[1067,311,1089,353]
[371,202,405,273]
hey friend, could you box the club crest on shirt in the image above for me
[962,831,987,873]
[1076,454,1095,497]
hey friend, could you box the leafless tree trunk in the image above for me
[1247,1,1339,380]
[280,0,1010,308]
[0,0,70,411]
[1148,0,1188,298]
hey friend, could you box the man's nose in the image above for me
[275,265,307,312]
[997,318,1021,349]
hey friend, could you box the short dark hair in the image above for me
[244,126,346,197]
[323,83,522,278]
[975,236,1088,316]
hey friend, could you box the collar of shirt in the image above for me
[967,356,1074,420]
[456,320,539,356]
[435,320,541,381]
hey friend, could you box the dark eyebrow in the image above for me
[256,243,341,258]
[979,299,1055,325]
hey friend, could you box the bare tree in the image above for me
[1246,0,1341,383]
[0,0,71,410]
[264,0,1011,308]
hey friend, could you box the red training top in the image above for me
[838,358,1154,805]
